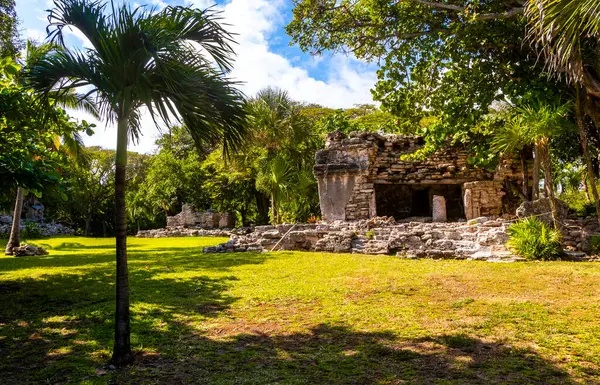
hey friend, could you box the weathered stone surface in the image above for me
[315,131,526,222]
[432,195,447,222]
[137,226,235,238]
[463,181,504,220]
[12,244,48,257]
[166,204,235,229]
[202,217,521,259]
[516,198,569,226]
[0,219,74,238]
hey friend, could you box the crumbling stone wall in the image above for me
[463,181,505,220]
[166,204,235,229]
[315,132,526,222]
[203,217,518,260]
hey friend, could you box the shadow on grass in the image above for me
[109,324,575,385]
[0,244,268,273]
[0,244,587,385]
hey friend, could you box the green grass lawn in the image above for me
[1,237,599,384]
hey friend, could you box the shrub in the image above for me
[588,235,600,255]
[506,217,563,260]
[22,221,43,239]
[560,190,596,217]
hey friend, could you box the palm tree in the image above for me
[526,0,600,224]
[521,103,572,229]
[491,118,534,201]
[246,88,318,224]
[492,102,572,229]
[26,0,246,365]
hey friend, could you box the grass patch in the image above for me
[0,236,599,384]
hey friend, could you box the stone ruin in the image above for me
[166,204,235,229]
[314,131,527,222]
[203,131,597,260]
[137,204,236,238]
[203,217,523,261]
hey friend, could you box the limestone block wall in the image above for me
[314,131,527,222]
[463,181,505,220]
[166,204,235,229]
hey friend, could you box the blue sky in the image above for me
[16,0,379,153]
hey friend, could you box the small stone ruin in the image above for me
[203,131,596,259]
[314,131,527,222]
[137,204,236,238]
[166,204,235,229]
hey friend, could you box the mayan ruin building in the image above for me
[314,131,528,222]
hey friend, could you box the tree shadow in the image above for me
[0,247,272,383]
[109,324,580,385]
[0,243,594,385]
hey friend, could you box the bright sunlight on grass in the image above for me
[1,237,599,384]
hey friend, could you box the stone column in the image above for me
[463,187,475,220]
[432,195,447,222]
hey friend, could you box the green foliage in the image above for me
[0,0,21,58]
[560,189,596,217]
[287,0,575,164]
[0,57,88,196]
[506,217,563,260]
[365,230,375,240]
[22,221,43,239]
[587,235,600,255]
[525,0,600,85]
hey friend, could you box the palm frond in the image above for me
[491,116,529,154]
[46,0,109,50]
[152,6,236,73]
[29,0,246,156]
[526,0,600,83]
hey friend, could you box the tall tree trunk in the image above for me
[85,202,92,237]
[532,145,541,200]
[520,147,530,201]
[270,193,277,225]
[538,138,561,231]
[110,118,133,366]
[254,190,269,225]
[5,187,24,255]
[578,90,600,225]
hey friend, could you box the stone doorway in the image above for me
[375,184,464,220]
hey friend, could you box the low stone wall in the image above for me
[0,217,74,237]
[203,217,525,261]
[562,218,600,251]
[166,205,235,229]
[136,226,238,238]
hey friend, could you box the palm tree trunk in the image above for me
[271,193,277,225]
[4,187,24,255]
[520,147,530,201]
[111,118,133,366]
[254,191,270,225]
[532,145,540,200]
[577,89,600,225]
[538,138,560,231]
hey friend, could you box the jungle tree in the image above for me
[526,0,600,224]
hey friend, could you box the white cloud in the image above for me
[25,28,46,42]
[53,0,378,153]
[184,0,216,9]
[212,0,376,108]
